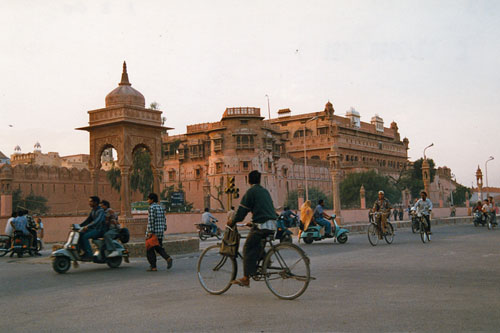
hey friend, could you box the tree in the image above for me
[452,184,472,207]
[397,158,436,199]
[12,189,49,214]
[130,148,154,200]
[284,187,332,210]
[339,170,401,209]
[106,164,121,193]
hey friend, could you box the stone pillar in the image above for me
[203,179,211,210]
[90,168,99,196]
[422,158,430,196]
[465,191,470,208]
[153,168,162,195]
[476,166,483,201]
[120,167,132,219]
[297,183,304,209]
[0,166,13,217]
[360,185,366,209]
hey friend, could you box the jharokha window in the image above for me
[215,162,223,174]
[168,170,176,181]
[236,135,254,150]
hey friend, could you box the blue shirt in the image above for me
[313,205,324,219]
[12,216,30,236]
[81,207,106,231]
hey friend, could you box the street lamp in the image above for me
[304,115,319,201]
[265,94,271,120]
[485,156,494,198]
[423,143,434,159]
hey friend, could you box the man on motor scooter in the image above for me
[201,208,218,235]
[281,207,298,228]
[79,196,106,260]
[373,191,391,239]
[313,199,333,238]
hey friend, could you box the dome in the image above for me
[14,145,21,154]
[34,141,41,152]
[105,62,145,108]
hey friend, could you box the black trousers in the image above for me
[243,227,274,277]
[29,229,37,250]
[146,236,170,268]
[423,215,431,232]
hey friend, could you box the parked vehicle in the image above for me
[195,223,222,241]
[51,224,130,274]
[0,232,42,258]
[300,215,349,244]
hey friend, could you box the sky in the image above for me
[0,0,499,187]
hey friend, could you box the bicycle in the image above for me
[416,214,430,243]
[197,225,312,300]
[367,212,394,246]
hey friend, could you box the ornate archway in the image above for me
[77,62,171,219]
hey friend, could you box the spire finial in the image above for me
[119,61,131,86]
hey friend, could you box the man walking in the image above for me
[146,193,173,272]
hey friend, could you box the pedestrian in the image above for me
[393,206,398,221]
[146,193,173,272]
[399,207,404,220]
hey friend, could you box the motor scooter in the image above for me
[473,211,486,227]
[51,224,129,274]
[195,220,222,241]
[0,232,42,258]
[300,215,349,244]
[276,215,294,243]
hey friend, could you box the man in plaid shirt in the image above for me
[146,193,173,271]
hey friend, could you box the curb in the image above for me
[343,216,473,233]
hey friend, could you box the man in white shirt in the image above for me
[201,208,218,234]
[414,191,433,236]
[5,212,17,237]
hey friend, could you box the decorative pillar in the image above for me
[90,168,99,196]
[0,165,13,218]
[465,191,470,208]
[203,179,211,210]
[360,185,366,209]
[476,166,483,202]
[153,168,162,195]
[119,167,132,219]
[297,183,304,209]
[422,158,430,197]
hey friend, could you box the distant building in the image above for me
[0,151,9,164]
[10,143,89,170]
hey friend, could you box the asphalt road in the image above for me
[1,223,500,332]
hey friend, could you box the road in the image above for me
[1,223,500,332]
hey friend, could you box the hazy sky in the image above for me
[1,0,499,187]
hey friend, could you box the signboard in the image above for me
[171,191,185,206]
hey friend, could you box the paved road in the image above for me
[1,223,500,332]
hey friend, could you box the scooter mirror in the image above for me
[331,214,336,219]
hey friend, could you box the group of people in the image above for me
[473,196,498,226]
[5,209,44,255]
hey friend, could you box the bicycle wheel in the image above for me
[263,243,310,300]
[197,244,237,295]
[384,222,394,244]
[419,221,428,244]
[367,223,379,246]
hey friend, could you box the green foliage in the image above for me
[130,148,154,200]
[452,184,471,207]
[396,158,436,199]
[339,170,401,209]
[106,165,121,193]
[160,183,194,212]
[12,189,49,214]
[284,187,332,210]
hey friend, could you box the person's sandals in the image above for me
[166,257,173,269]
[230,278,250,287]
[147,267,158,272]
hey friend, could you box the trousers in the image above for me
[146,236,170,268]
[243,227,274,277]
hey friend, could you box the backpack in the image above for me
[118,228,130,244]
[219,225,240,257]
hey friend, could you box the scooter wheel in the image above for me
[53,256,71,274]
[303,236,314,244]
[337,234,348,244]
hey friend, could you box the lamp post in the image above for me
[485,156,494,198]
[265,94,271,120]
[422,143,434,196]
[304,115,319,201]
[423,143,434,159]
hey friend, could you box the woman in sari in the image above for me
[298,200,314,241]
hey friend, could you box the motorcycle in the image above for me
[0,231,42,258]
[276,215,294,243]
[51,224,130,274]
[195,221,222,241]
[473,211,486,227]
[300,214,349,244]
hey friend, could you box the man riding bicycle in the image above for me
[414,191,433,238]
[228,170,277,288]
[372,191,391,239]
